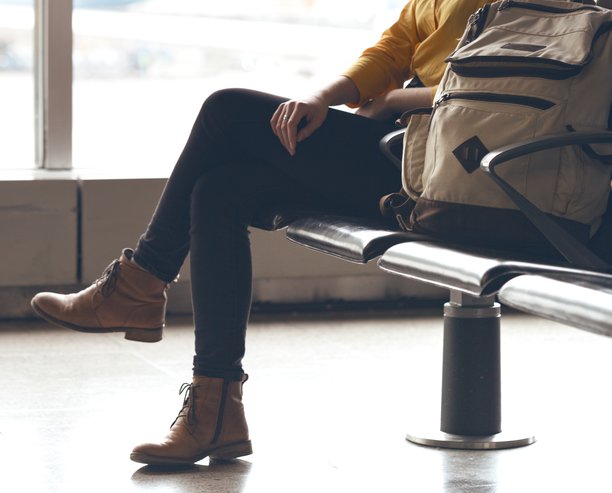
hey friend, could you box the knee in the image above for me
[190,168,256,232]
[201,88,242,119]
[200,88,283,127]
[197,89,257,137]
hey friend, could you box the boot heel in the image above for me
[125,327,163,343]
[209,440,253,460]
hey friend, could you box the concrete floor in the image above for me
[1,307,612,493]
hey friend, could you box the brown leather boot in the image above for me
[130,375,252,466]
[30,249,168,343]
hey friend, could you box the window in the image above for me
[1,0,404,173]
[72,0,399,174]
[0,0,35,170]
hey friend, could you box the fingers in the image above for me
[270,101,297,155]
[271,99,325,156]
[283,107,299,156]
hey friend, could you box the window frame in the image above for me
[35,0,72,170]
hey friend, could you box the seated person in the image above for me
[31,0,488,467]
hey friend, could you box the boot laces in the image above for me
[171,382,200,428]
[94,259,121,298]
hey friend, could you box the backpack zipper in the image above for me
[463,0,599,46]
[429,92,554,129]
[435,92,555,110]
[497,0,600,13]
[449,58,582,79]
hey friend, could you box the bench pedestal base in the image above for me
[406,430,535,450]
[407,291,536,450]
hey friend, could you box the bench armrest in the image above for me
[378,129,405,170]
[480,131,612,271]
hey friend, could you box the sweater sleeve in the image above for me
[342,0,420,108]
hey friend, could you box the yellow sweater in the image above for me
[343,0,488,106]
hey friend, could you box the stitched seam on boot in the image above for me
[211,379,230,445]
[91,292,108,329]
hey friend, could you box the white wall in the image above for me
[0,175,77,286]
[0,174,444,318]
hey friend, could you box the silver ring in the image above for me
[282,115,289,121]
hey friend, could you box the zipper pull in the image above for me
[466,10,481,43]
[429,93,450,123]
[468,10,481,27]
[498,0,512,11]
[435,93,451,108]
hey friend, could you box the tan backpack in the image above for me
[394,0,612,251]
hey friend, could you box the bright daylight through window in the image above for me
[0,0,34,169]
[2,0,404,173]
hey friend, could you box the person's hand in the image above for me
[270,96,329,156]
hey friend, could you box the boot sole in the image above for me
[30,299,163,343]
[130,440,253,466]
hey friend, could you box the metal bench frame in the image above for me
[261,126,612,450]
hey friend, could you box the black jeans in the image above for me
[133,88,400,380]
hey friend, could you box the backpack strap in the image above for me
[481,131,612,271]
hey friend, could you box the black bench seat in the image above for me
[286,215,430,263]
[378,241,612,298]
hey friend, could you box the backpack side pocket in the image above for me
[400,108,432,201]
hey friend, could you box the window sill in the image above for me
[2,168,169,181]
